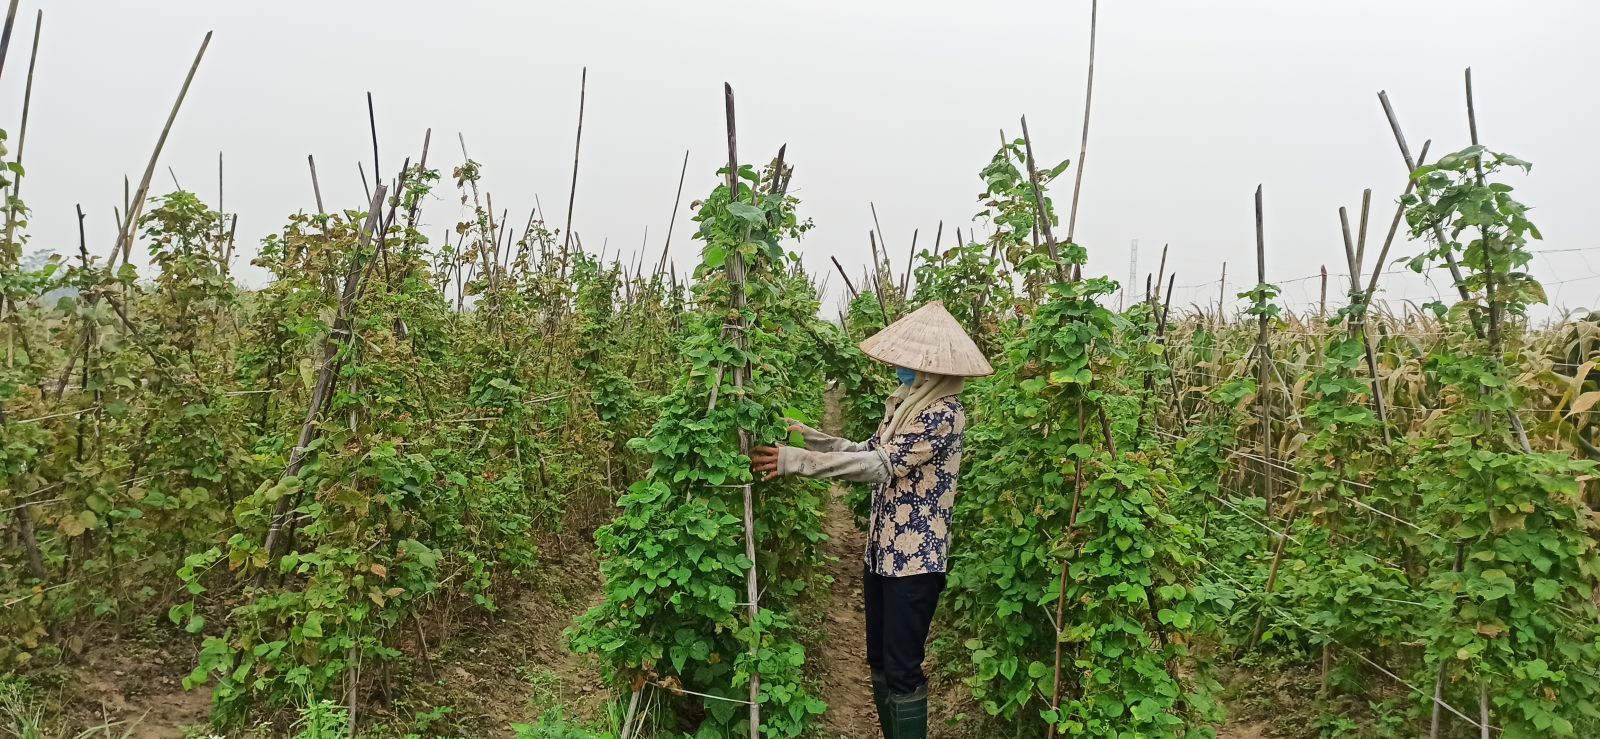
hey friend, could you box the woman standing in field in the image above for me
[751,301,993,739]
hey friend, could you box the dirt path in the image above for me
[815,388,880,738]
[817,487,879,739]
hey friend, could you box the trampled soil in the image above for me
[46,545,606,738]
[816,489,881,738]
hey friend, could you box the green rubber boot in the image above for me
[888,684,928,739]
[870,669,892,738]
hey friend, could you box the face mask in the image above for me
[895,367,918,386]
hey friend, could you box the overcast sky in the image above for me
[8,1,1600,317]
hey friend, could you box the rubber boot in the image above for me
[888,683,928,739]
[870,668,893,738]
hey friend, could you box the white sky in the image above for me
[8,1,1600,317]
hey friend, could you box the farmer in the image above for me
[751,301,993,739]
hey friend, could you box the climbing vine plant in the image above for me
[572,157,828,738]
[946,141,1218,737]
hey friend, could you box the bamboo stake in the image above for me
[1339,193,1393,444]
[1217,262,1227,324]
[1319,266,1327,320]
[870,201,890,282]
[620,685,643,739]
[1254,186,1273,518]
[308,155,325,213]
[366,92,381,189]
[1377,92,1473,308]
[724,82,761,739]
[1,9,40,253]
[0,0,19,81]
[657,149,690,277]
[116,31,213,267]
[1465,67,1509,739]
[260,185,387,566]
[1154,243,1168,304]
[561,67,587,279]
[1064,0,1099,279]
[830,255,859,301]
[1019,115,1066,282]
[1464,68,1532,455]
[868,231,890,320]
[217,151,231,270]
[900,227,918,300]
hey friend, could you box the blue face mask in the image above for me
[895,367,918,386]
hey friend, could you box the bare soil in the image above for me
[44,545,607,738]
[57,632,212,738]
[815,488,880,739]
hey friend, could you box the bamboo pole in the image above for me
[1464,68,1531,454]
[1217,262,1227,324]
[115,31,213,268]
[620,684,644,739]
[1377,92,1475,310]
[656,149,690,277]
[1019,115,1066,282]
[1,9,40,253]
[561,67,587,279]
[0,0,19,81]
[870,201,890,282]
[1254,186,1272,518]
[308,155,325,214]
[260,185,387,565]
[1318,266,1327,320]
[868,231,890,320]
[900,228,918,300]
[216,151,225,252]
[1154,243,1168,304]
[1064,0,1099,280]
[1338,193,1393,444]
[723,82,762,739]
[1465,66,1509,739]
[830,256,859,301]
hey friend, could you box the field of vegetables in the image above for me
[4,3,1600,739]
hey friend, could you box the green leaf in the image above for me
[727,202,765,224]
[704,245,728,269]
[302,612,324,638]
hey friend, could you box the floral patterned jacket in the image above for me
[783,395,966,577]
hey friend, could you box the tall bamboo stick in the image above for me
[1254,186,1273,517]
[116,31,213,268]
[657,149,690,278]
[1019,115,1066,282]
[1064,0,1099,280]
[561,67,587,279]
[723,82,762,739]
[0,0,20,80]
[2,9,41,253]
[260,185,387,565]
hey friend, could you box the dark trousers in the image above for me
[863,567,946,695]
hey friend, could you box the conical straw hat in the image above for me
[858,301,994,377]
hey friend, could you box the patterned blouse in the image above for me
[863,396,966,577]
